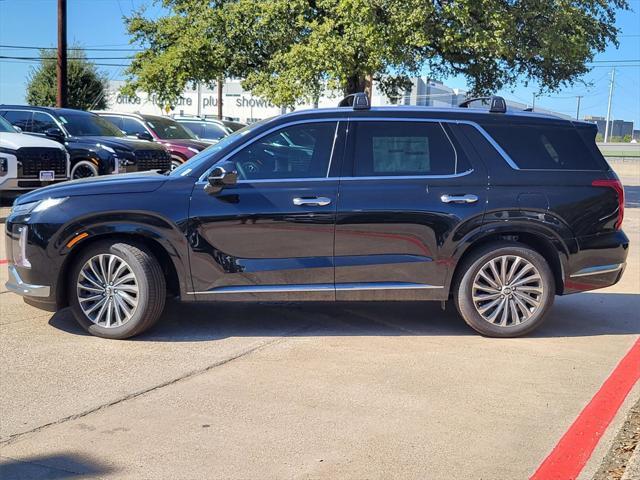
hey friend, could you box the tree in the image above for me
[125,0,628,107]
[26,48,109,110]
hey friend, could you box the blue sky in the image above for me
[1,0,638,126]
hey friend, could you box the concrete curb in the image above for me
[621,442,640,480]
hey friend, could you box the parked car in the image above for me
[0,106,172,178]
[0,115,69,194]
[218,118,248,132]
[5,94,628,339]
[97,112,210,170]
[171,115,231,143]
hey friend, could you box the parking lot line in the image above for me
[531,338,640,480]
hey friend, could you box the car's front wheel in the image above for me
[70,160,98,179]
[454,242,555,337]
[68,240,166,339]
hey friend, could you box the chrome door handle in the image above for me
[440,194,478,204]
[293,196,332,207]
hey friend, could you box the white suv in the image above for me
[0,116,69,193]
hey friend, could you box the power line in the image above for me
[0,44,141,52]
[0,55,132,61]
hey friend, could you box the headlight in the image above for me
[11,197,67,216]
[187,147,200,154]
[97,144,116,154]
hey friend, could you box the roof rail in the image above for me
[338,92,370,110]
[459,95,507,114]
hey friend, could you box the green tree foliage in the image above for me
[125,0,628,107]
[26,48,109,110]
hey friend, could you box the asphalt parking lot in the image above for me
[0,163,638,479]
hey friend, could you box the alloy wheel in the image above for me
[76,254,139,328]
[472,255,543,327]
[72,164,96,179]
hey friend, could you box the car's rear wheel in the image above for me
[68,240,166,339]
[454,242,555,337]
[71,160,99,179]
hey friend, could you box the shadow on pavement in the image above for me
[48,291,640,342]
[0,453,114,479]
[625,185,639,208]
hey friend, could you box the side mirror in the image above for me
[136,131,154,141]
[45,127,64,142]
[13,125,22,133]
[204,162,238,194]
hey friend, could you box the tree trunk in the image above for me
[345,74,373,101]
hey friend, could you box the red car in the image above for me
[98,112,210,169]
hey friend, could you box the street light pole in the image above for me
[575,95,583,120]
[57,0,68,108]
[604,68,615,143]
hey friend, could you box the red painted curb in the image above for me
[531,338,640,480]
[0,259,7,265]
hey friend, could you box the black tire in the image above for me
[170,157,183,171]
[71,160,98,179]
[68,240,166,339]
[454,242,555,338]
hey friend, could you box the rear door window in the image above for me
[2,110,33,132]
[351,121,459,176]
[482,124,604,170]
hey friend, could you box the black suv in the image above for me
[0,106,172,178]
[5,94,628,339]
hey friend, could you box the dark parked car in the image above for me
[0,106,172,178]
[97,112,210,170]
[5,94,628,339]
[171,115,231,143]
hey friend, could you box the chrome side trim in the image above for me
[5,265,51,298]
[187,282,443,295]
[335,282,443,291]
[187,284,334,295]
[339,169,474,181]
[570,263,625,278]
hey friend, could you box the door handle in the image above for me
[440,194,479,204]
[293,196,332,207]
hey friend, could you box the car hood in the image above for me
[0,132,66,151]
[68,136,167,152]
[15,171,168,205]
[156,139,211,150]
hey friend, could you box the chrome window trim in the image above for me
[195,115,523,182]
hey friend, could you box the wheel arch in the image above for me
[55,227,186,309]
[446,224,571,296]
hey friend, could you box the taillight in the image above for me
[592,178,624,230]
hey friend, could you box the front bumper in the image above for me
[5,264,51,297]
[0,177,69,191]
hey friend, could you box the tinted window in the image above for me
[101,115,123,130]
[31,112,58,134]
[0,115,15,133]
[483,124,604,170]
[353,121,457,176]
[180,121,202,137]
[122,117,149,136]
[2,110,33,132]
[145,117,197,140]
[202,123,228,140]
[229,122,337,180]
[58,113,124,136]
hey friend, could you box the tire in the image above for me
[170,157,183,171]
[454,242,555,338]
[68,240,166,339]
[71,160,99,179]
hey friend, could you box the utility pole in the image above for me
[196,83,202,117]
[532,93,536,111]
[575,95,583,120]
[604,68,615,143]
[217,78,223,120]
[56,0,68,108]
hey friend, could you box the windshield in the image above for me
[0,116,15,133]
[145,117,197,140]
[169,118,272,177]
[59,113,124,137]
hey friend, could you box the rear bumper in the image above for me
[564,230,629,294]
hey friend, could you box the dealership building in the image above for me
[105,78,565,123]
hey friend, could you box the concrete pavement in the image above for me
[0,165,638,479]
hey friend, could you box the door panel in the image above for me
[335,120,488,301]
[187,121,343,301]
